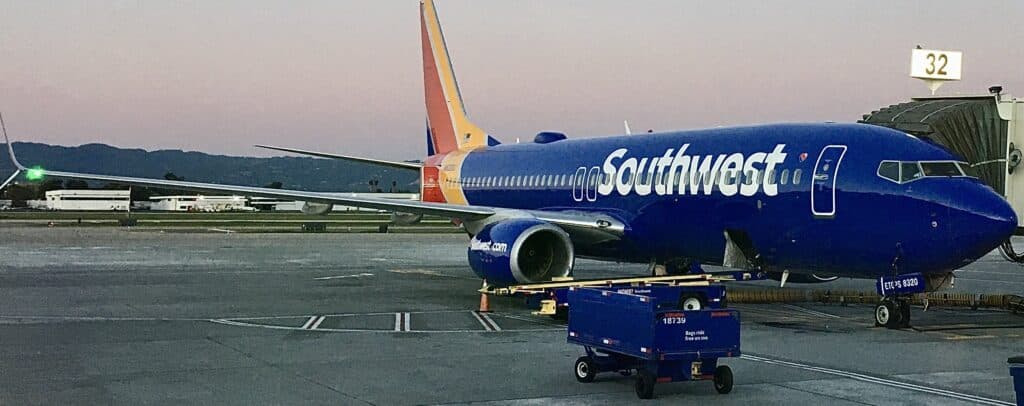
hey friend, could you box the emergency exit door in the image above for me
[811,145,847,217]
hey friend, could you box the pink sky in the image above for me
[1,0,1022,160]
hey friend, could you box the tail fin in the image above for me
[421,0,493,155]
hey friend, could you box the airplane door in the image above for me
[811,145,847,217]
[572,167,587,202]
[585,166,600,202]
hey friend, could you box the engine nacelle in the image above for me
[767,272,839,284]
[390,212,424,225]
[467,219,574,287]
[300,202,333,215]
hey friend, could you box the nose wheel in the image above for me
[875,297,911,329]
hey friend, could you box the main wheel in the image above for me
[898,299,911,328]
[875,299,902,329]
[634,370,656,399]
[713,365,734,394]
[574,357,597,383]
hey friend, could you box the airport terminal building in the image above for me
[44,190,130,211]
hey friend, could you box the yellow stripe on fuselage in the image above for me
[438,150,470,205]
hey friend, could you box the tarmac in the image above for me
[0,226,1022,405]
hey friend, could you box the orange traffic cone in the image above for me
[479,292,491,313]
[478,280,491,313]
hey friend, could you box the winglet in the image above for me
[1,113,26,170]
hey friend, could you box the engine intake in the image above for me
[467,219,574,287]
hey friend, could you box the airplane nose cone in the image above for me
[958,187,1017,258]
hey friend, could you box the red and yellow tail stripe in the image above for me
[420,0,489,155]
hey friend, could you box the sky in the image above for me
[1,1,1022,161]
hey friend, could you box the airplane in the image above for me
[1,0,1017,329]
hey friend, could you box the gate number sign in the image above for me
[910,49,962,81]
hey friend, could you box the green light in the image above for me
[26,167,44,181]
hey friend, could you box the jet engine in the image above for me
[300,202,333,215]
[467,218,574,287]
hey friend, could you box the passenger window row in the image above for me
[444,168,804,190]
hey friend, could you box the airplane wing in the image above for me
[3,133,625,238]
[0,169,19,190]
[254,144,421,170]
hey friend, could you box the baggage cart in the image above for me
[566,286,741,399]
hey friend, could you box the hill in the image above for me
[0,142,419,193]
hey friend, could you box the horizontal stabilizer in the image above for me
[254,145,421,170]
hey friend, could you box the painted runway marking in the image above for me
[301,316,320,330]
[394,312,411,332]
[781,304,841,319]
[314,273,374,281]
[207,228,235,234]
[742,354,1013,405]
[309,316,326,330]
[387,269,454,278]
[209,318,560,334]
[471,311,501,332]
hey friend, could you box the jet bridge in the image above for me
[860,89,1024,259]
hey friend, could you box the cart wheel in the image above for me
[680,294,705,311]
[713,365,733,394]
[574,357,597,383]
[635,370,656,399]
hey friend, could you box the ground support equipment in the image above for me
[566,286,741,399]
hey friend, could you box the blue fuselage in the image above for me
[446,123,1015,278]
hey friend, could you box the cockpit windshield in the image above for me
[877,160,973,184]
[920,162,962,177]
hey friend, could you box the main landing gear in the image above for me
[874,297,911,329]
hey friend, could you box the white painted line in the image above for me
[210,318,562,334]
[309,316,326,330]
[478,312,501,332]
[314,273,374,281]
[403,312,411,332]
[471,311,492,331]
[301,316,318,330]
[207,228,235,233]
[741,354,1013,406]
[394,313,402,331]
[471,311,501,332]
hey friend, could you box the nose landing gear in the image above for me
[875,297,911,329]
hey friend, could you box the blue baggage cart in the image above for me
[566,286,741,399]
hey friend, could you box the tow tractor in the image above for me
[566,286,741,399]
